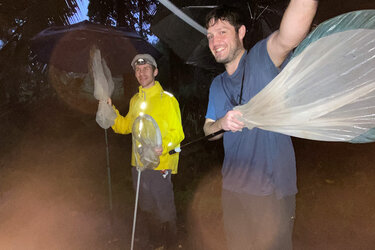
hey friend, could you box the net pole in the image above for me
[105,129,113,212]
[130,168,141,250]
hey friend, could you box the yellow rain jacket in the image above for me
[111,81,184,174]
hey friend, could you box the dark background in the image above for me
[1,0,375,249]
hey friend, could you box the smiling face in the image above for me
[134,63,158,89]
[207,18,245,67]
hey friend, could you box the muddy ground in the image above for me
[1,97,375,250]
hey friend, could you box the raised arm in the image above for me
[267,0,318,67]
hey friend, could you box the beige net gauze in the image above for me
[89,47,117,129]
[235,10,375,143]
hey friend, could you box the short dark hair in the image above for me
[205,5,246,33]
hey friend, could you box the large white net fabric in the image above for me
[132,114,162,171]
[235,10,375,143]
[89,47,117,129]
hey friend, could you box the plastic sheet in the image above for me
[235,10,375,143]
[89,47,117,129]
[132,114,162,171]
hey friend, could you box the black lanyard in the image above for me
[239,66,245,105]
[221,50,248,107]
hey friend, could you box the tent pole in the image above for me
[158,0,207,35]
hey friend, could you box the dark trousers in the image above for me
[131,168,177,248]
[131,167,177,224]
[222,189,295,250]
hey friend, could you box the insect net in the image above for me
[235,10,375,143]
[132,114,162,171]
[89,47,117,129]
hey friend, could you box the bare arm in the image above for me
[203,110,244,140]
[203,118,224,140]
[268,0,318,67]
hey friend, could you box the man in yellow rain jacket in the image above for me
[109,54,184,248]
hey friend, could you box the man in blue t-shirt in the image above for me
[204,2,318,249]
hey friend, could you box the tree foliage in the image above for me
[0,0,161,107]
[0,0,82,106]
[87,0,158,38]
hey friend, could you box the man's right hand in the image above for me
[219,110,244,132]
[203,110,245,140]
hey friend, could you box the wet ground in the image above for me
[1,99,375,249]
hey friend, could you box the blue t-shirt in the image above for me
[206,38,297,198]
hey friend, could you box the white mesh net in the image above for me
[132,114,162,171]
[89,47,117,129]
[235,11,375,143]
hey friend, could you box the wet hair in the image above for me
[205,5,246,33]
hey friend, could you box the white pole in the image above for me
[158,0,207,35]
[130,168,141,250]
